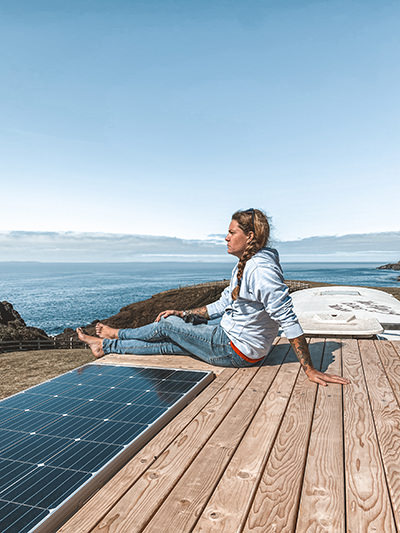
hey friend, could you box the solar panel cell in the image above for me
[0,501,49,533]
[0,434,74,464]
[36,414,103,440]
[0,410,61,433]
[92,387,146,404]
[0,407,23,423]
[137,390,182,408]
[1,465,91,509]
[66,399,127,420]
[81,419,147,446]
[0,429,29,453]
[0,393,51,411]
[0,459,33,493]
[46,439,123,473]
[29,396,91,415]
[108,403,167,424]
[28,381,76,396]
[57,383,113,401]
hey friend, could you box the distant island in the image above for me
[377,261,400,271]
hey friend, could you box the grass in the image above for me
[0,349,93,400]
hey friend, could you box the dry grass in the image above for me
[0,349,93,400]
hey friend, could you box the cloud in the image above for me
[0,231,228,261]
[272,231,400,253]
[0,230,398,262]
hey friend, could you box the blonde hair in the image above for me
[231,209,270,301]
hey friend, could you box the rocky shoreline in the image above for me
[377,261,400,270]
[2,279,400,343]
[377,261,400,281]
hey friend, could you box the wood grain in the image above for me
[243,339,325,533]
[375,339,400,407]
[296,339,345,532]
[359,339,400,529]
[342,339,396,533]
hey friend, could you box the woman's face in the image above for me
[225,219,252,258]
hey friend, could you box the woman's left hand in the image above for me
[305,368,350,387]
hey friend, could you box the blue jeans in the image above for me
[102,316,258,368]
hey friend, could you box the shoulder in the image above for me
[241,249,282,290]
[245,247,281,273]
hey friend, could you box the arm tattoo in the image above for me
[185,306,210,320]
[289,335,314,373]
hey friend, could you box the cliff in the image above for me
[0,301,49,341]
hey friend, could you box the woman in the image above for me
[77,209,349,387]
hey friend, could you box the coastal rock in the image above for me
[0,301,49,341]
[377,261,400,271]
[0,301,26,327]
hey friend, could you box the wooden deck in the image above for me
[58,338,400,532]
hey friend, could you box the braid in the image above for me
[232,239,259,300]
[231,208,270,301]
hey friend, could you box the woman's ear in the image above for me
[247,231,254,242]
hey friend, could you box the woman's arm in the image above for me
[289,334,350,386]
[155,306,210,322]
[156,284,231,322]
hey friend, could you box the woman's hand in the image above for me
[155,309,183,322]
[305,368,350,387]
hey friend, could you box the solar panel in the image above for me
[0,363,213,532]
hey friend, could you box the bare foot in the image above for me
[95,322,119,339]
[76,328,105,359]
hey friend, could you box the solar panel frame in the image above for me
[0,362,214,533]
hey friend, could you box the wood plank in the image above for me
[194,343,299,532]
[374,339,400,406]
[391,341,400,356]
[342,339,396,532]
[58,368,236,533]
[243,338,325,533]
[101,337,282,375]
[144,342,294,533]
[100,354,226,374]
[89,367,258,533]
[296,338,345,532]
[359,339,400,528]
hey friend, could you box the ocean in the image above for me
[0,262,398,336]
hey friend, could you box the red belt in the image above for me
[230,341,265,363]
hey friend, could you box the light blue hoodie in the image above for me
[206,247,303,359]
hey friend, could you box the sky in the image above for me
[0,0,399,243]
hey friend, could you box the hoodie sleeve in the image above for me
[251,264,303,339]
[206,285,231,320]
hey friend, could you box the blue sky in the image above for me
[0,0,399,242]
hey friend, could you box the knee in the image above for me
[160,315,181,328]
[158,315,178,332]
